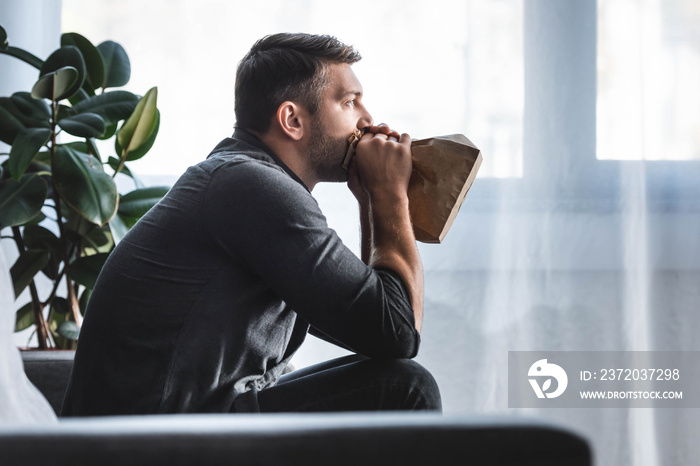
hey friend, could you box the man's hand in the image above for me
[347,124,402,205]
[354,126,412,199]
[351,123,423,333]
[366,123,401,139]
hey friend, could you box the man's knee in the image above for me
[374,359,442,412]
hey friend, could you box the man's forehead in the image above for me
[326,63,363,97]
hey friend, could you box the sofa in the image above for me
[0,351,592,466]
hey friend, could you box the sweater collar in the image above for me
[209,128,310,192]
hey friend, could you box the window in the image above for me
[61,0,524,178]
[61,0,698,202]
[597,0,700,161]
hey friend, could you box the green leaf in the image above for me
[68,89,90,106]
[108,213,131,244]
[53,145,118,225]
[56,103,71,120]
[0,94,50,144]
[98,41,130,88]
[10,92,51,122]
[80,224,113,255]
[118,186,169,218]
[85,137,102,159]
[38,46,87,100]
[107,156,144,187]
[32,151,52,169]
[128,110,159,162]
[61,32,105,94]
[51,297,71,315]
[0,174,48,229]
[69,252,109,289]
[8,127,51,180]
[0,99,25,144]
[68,90,139,123]
[31,66,80,102]
[0,46,43,69]
[115,87,159,161]
[24,211,46,226]
[24,225,61,251]
[62,141,90,154]
[58,112,106,138]
[100,121,118,140]
[15,302,35,332]
[88,225,111,248]
[57,320,80,340]
[0,25,7,50]
[79,287,92,316]
[63,203,95,238]
[10,249,50,298]
[0,96,49,146]
[23,225,62,280]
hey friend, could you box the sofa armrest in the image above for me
[0,412,590,466]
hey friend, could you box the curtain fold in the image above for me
[413,2,699,465]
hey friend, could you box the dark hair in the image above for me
[234,33,361,133]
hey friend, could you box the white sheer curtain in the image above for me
[0,0,62,425]
[0,247,57,424]
[408,2,699,466]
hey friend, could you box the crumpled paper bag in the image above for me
[408,134,482,243]
[343,132,482,244]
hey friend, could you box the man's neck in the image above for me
[248,128,318,191]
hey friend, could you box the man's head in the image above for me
[235,33,373,188]
[235,33,361,134]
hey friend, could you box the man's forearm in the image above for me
[368,192,423,332]
[353,128,423,332]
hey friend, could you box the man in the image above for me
[62,33,441,415]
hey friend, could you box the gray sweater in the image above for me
[62,129,419,416]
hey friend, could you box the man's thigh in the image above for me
[255,355,441,413]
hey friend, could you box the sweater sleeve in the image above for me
[201,158,420,359]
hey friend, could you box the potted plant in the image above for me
[0,25,169,350]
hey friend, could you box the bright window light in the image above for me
[597,0,700,160]
[62,0,523,177]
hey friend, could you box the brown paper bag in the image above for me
[342,132,482,244]
[408,134,482,243]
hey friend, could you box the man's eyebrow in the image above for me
[340,90,362,98]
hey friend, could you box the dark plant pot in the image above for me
[21,349,75,415]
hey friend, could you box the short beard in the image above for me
[307,118,350,183]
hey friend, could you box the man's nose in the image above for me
[358,107,373,129]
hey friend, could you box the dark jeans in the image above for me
[234,354,441,413]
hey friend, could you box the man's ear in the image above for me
[276,101,308,141]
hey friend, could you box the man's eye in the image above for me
[345,100,355,107]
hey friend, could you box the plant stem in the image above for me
[67,273,82,327]
[41,267,65,308]
[112,153,127,179]
[11,226,50,349]
[26,329,36,349]
[48,100,83,328]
